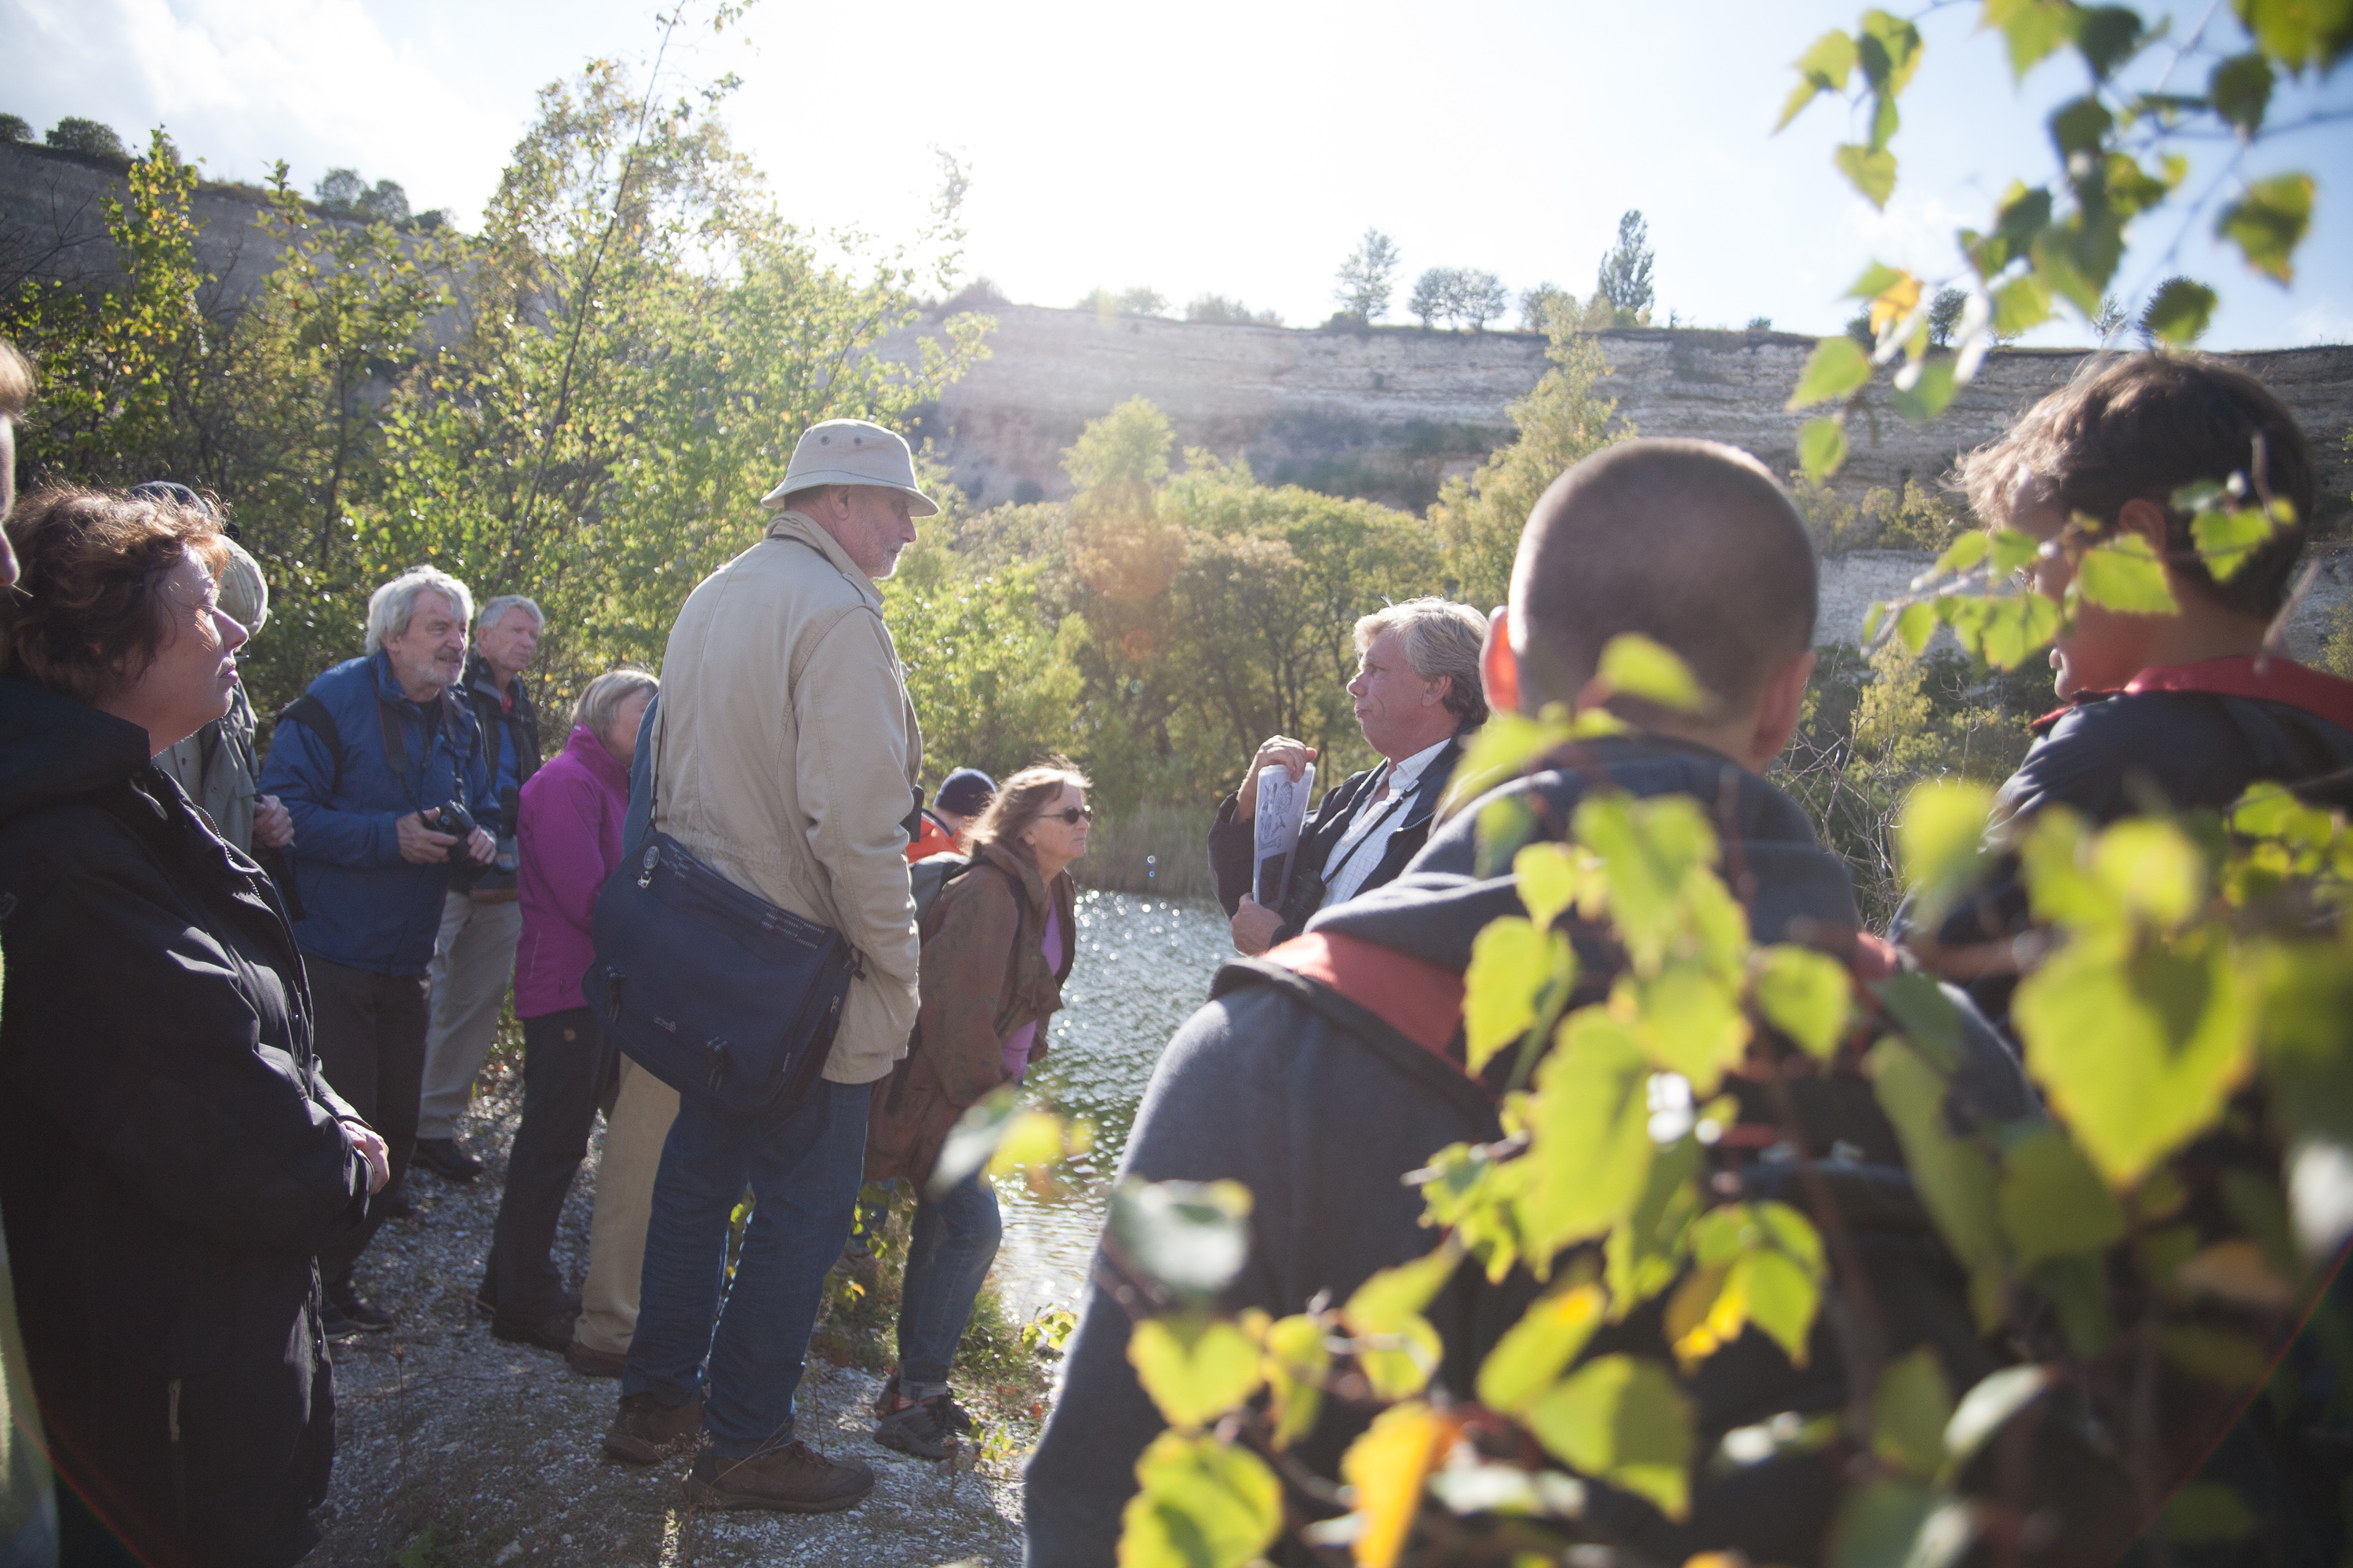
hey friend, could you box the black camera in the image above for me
[429,799,486,865]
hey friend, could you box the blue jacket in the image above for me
[257,651,496,976]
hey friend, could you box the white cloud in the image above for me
[2292,303,2353,347]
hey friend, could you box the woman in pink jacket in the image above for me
[480,668,658,1349]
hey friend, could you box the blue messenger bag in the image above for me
[584,700,859,1119]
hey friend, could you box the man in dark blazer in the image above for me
[1208,598,1489,954]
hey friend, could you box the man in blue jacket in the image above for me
[259,565,496,1339]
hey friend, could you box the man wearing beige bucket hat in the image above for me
[599,418,933,1513]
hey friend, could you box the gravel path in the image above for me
[306,1072,1030,1568]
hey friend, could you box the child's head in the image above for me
[1487,438,1819,769]
[1958,353,2315,696]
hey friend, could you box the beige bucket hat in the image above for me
[216,537,268,637]
[760,419,939,517]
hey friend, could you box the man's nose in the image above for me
[219,612,250,653]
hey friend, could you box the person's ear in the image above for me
[2114,497,2169,552]
[1741,649,1816,770]
[1481,607,1522,715]
[1426,673,1451,709]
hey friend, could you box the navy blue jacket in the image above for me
[257,651,496,976]
[1917,656,2353,1029]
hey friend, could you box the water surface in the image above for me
[993,890,1233,1322]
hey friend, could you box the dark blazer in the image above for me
[0,678,370,1568]
[1207,733,1466,944]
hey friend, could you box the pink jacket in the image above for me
[514,724,630,1018]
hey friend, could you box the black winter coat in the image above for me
[0,678,370,1568]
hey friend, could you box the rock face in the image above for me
[0,140,296,302]
[7,138,2348,533]
[890,304,2353,520]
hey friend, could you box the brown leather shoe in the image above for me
[567,1339,627,1379]
[684,1443,875,1513]
[603,1392,704,1464]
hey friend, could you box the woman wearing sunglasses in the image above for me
[863,762,1090,1459]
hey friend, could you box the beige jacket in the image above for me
[162,682,260,852]
[650,510,923,1085]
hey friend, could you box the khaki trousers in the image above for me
[574,1053,679,1355]
[418,891,523,1143]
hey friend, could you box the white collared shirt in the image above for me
[1318,737,1451,908]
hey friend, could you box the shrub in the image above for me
[44,117,128,162]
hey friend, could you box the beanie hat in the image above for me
[934,768,997,819]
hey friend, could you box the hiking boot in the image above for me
[491,1308,577,1353]
[566,1339,626,1379]
[871,1373,976,1435]
[684,1444,874,1513]
[318,1299,359,1341]
[603,1392,704,1465]
[873,1394,960,1461]
[413,1137,483,1183]
[326,1282,395,1333]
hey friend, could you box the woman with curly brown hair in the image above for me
[0,486,387,1567]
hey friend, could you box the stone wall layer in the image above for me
[886,304,2353,520]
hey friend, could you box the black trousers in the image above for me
[482,1008,617,1323]
[305,956,428,1290]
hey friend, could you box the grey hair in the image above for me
[365,566,475,656]
[477,594,545,635]
[1353,596,1491,727]
[572,667,659,738]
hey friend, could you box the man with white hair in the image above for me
[259,564,497,1339]
[413,593,547,1190]
[1207,596,1489,955]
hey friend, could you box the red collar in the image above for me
[2035,656,2353,735]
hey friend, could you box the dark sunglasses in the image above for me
[1047,806,1094,824]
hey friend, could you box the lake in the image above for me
[990,889,1234,1322]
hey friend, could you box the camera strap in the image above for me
[377,691,462,816]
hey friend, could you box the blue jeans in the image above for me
[622,1080,869,1457]
[896,1167,1002,1385]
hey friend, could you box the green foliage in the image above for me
[1776,0,2331,478]
[1182,293,1280,326]
[0,115,31,145]
[1077,285,1167,318]
[44,116,129,162]
[1406,266,1510,331]
[1110,733,2353,1564]
[3,70,985,727]
[1333,227,1401,323]
[1594,209,1655,318]
[1429,320,1630,609]
[1787,474,1968,553]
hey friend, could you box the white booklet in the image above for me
[1252,762,1316,908]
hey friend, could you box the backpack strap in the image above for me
[276,693,344,795]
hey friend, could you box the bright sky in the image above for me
[9,0,2351,349]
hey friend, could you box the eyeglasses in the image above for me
[1047,806,1094,824]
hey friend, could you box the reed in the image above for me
[1077,799,1217,898]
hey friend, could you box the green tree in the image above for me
[1594,208,1654,318]
[1182,293,1280,326]
[1333,227,1401,322]
[44,117,128,162]
[1430,318,1632,608]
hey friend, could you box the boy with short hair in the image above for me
[1917,354,2352,1014]
[1025,439,2038,1566]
